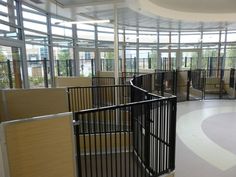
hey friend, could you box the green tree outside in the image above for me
[0,49,8,88]
[57,49,71,76]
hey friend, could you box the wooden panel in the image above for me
[1,88,68,121]
[3,113,76,177]
[97,71,114,77]
[177,71,188,86]
[0,141,5,177]
[0,91,3,122]
[55,77,92,87]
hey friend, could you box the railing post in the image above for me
[66,59,69,76]
[172,70,176,95]
[144,93,151,168]
[187,70,191,101]
[219,69,224,99]
[56,60,60,76]
[7,60,13,88]
[69,59,73,76]
[91,59,94,77]
[203,70,206,100]
[74,113,82,177]
[43,58,49,88]
[161,72,165,96]
[169,97,177,171]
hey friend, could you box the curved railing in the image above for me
[71,73,177,177]
[130,74,177,177]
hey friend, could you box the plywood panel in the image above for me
[55,77,92,87]
[3,113,76,177]
[0,91,3,122]
[0,142,5,177]
[2,88,68,121]
[97,71,114,77]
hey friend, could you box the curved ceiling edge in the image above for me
[128,0,236,22]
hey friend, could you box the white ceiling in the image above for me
[24,0,236,31]
[150,0,236,13]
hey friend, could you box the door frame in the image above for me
[0,38,29,88]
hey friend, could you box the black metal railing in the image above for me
[68,85,131,112]
[71,73,177,177]
[73,98,176,177]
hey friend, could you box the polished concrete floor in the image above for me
[175,100,236,177]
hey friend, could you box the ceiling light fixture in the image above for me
[55,20,111,25]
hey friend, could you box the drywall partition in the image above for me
[55,76,92,87]
[0,113,76,177]
[0,88,68,121]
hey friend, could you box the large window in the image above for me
[1,0,236,89]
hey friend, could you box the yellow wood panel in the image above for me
[0,91,3,122]
[68,88,93,111]
[79,133,132,153]
[55,77,92,87]
[4,114,76,177]
[2,88,68,121]
[177,72,188,86]
[97,71,114,77]
[0,140,5,177]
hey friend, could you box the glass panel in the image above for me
[25,30,48,44]
[225,46,236,69]
[181,51,198,69]
[100,51,114,71]
[227,32,236,42]
[24,21,47,33]
[202,49,218,70]
[52,36,73,47]
[0,24,19,40]
[160,52,176,70]
[203,32,220,43]
[51,18,73,28]
[53,47,73,76]
[98,32,113,41]
[77,39,95,48]
[139,50,157,70]
[26,44,50,88]
[23,11,46,23]
[79,51,94,77]
[52,26,72,37]
[139,34,156,43]
[181,32,201,43]
[0,45,23,88]
[159,32,170,43]
[125,49,136,72]
[97,26,113,33]
[125,34,137,43]
[171,32,179,43]
[77,24,94,31]
[77,30,94,40]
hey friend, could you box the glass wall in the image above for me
[0,0,236,89]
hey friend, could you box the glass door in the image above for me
[99,50,114,72]
[181,51,199,70]
[0,45,23,89]
[79,51,95,77]
[159,51,176,70]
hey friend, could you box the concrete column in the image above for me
[114,4,119,85]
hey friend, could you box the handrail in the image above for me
[71,74,177,177]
